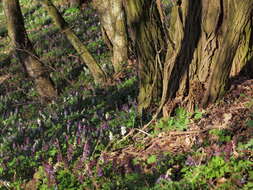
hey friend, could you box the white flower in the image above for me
[121,126,127,136]
[109,131,114,141]
[37,118,42,126]
[105,112,110,120]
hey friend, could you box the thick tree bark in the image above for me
[67,0,89,8]
[3,0,57,100]
[123,0,167,113]
[68,0,82,8]
[40,0,108,84]
[93,0,128,73]
[161,0,253,116]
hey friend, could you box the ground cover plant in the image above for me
[0,0,253,189]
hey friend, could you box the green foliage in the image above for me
[56,169,82,189]
[193,106,203,120]
[154,107,191,133]
[209,129,232,142]
[182,156,252,189]
[147,155,157,164]
[246,120,253,127]
[0,1,252,189]
[154,106,204,134]
[150,180,202,190]
[64,7,80,15]
[238,138,253,150]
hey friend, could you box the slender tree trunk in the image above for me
[123,0,167,113]
[161,0,253,116]
[93,0,128,73]
[3,0,57,100]
[40,0,108,84]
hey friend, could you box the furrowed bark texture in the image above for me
[3,0,57,100]
[161,0,253,116]
[124,0,167,113]
[40,0,107,84]
[94,0,128,73]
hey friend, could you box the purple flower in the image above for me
[78,122,88,136]
[78,174,84,182]
[122,104,129,112]
[23,145,29,151]
[25,137,30,145]
[96,110,103,118]
[75,157,84,170]
[76,137,81,145]
[156,174,166,184]
[81,141,90,161]
[20,145,24,152]
[64,109,68,117]
[67,144,74,162]
[101,122,109,130]
[43,162,55,181]
[86,160,96,177]
[65,135,69,142]
[97,166,103,177]
[185,155,196,166]
[156,174,171,184]
[54,139,60,148]
[224,141,233,161]
[100,153,108,164]
[78,122,82,132]
[67,121,71,133]
[57,152,63,162]
[14,107,18,114]
[42,144,49,151]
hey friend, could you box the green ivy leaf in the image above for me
[132,158,140,165]
[49,148,57,157]
[147,155,157,164]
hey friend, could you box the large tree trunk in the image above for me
[160,0,253,116]
[3,0,57,100]
[93,0,128,73]
[40,0,108,84]
[123,0,167,113]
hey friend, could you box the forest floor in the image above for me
[0,0,252,189]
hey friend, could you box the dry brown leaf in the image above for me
[0,74,10,84]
